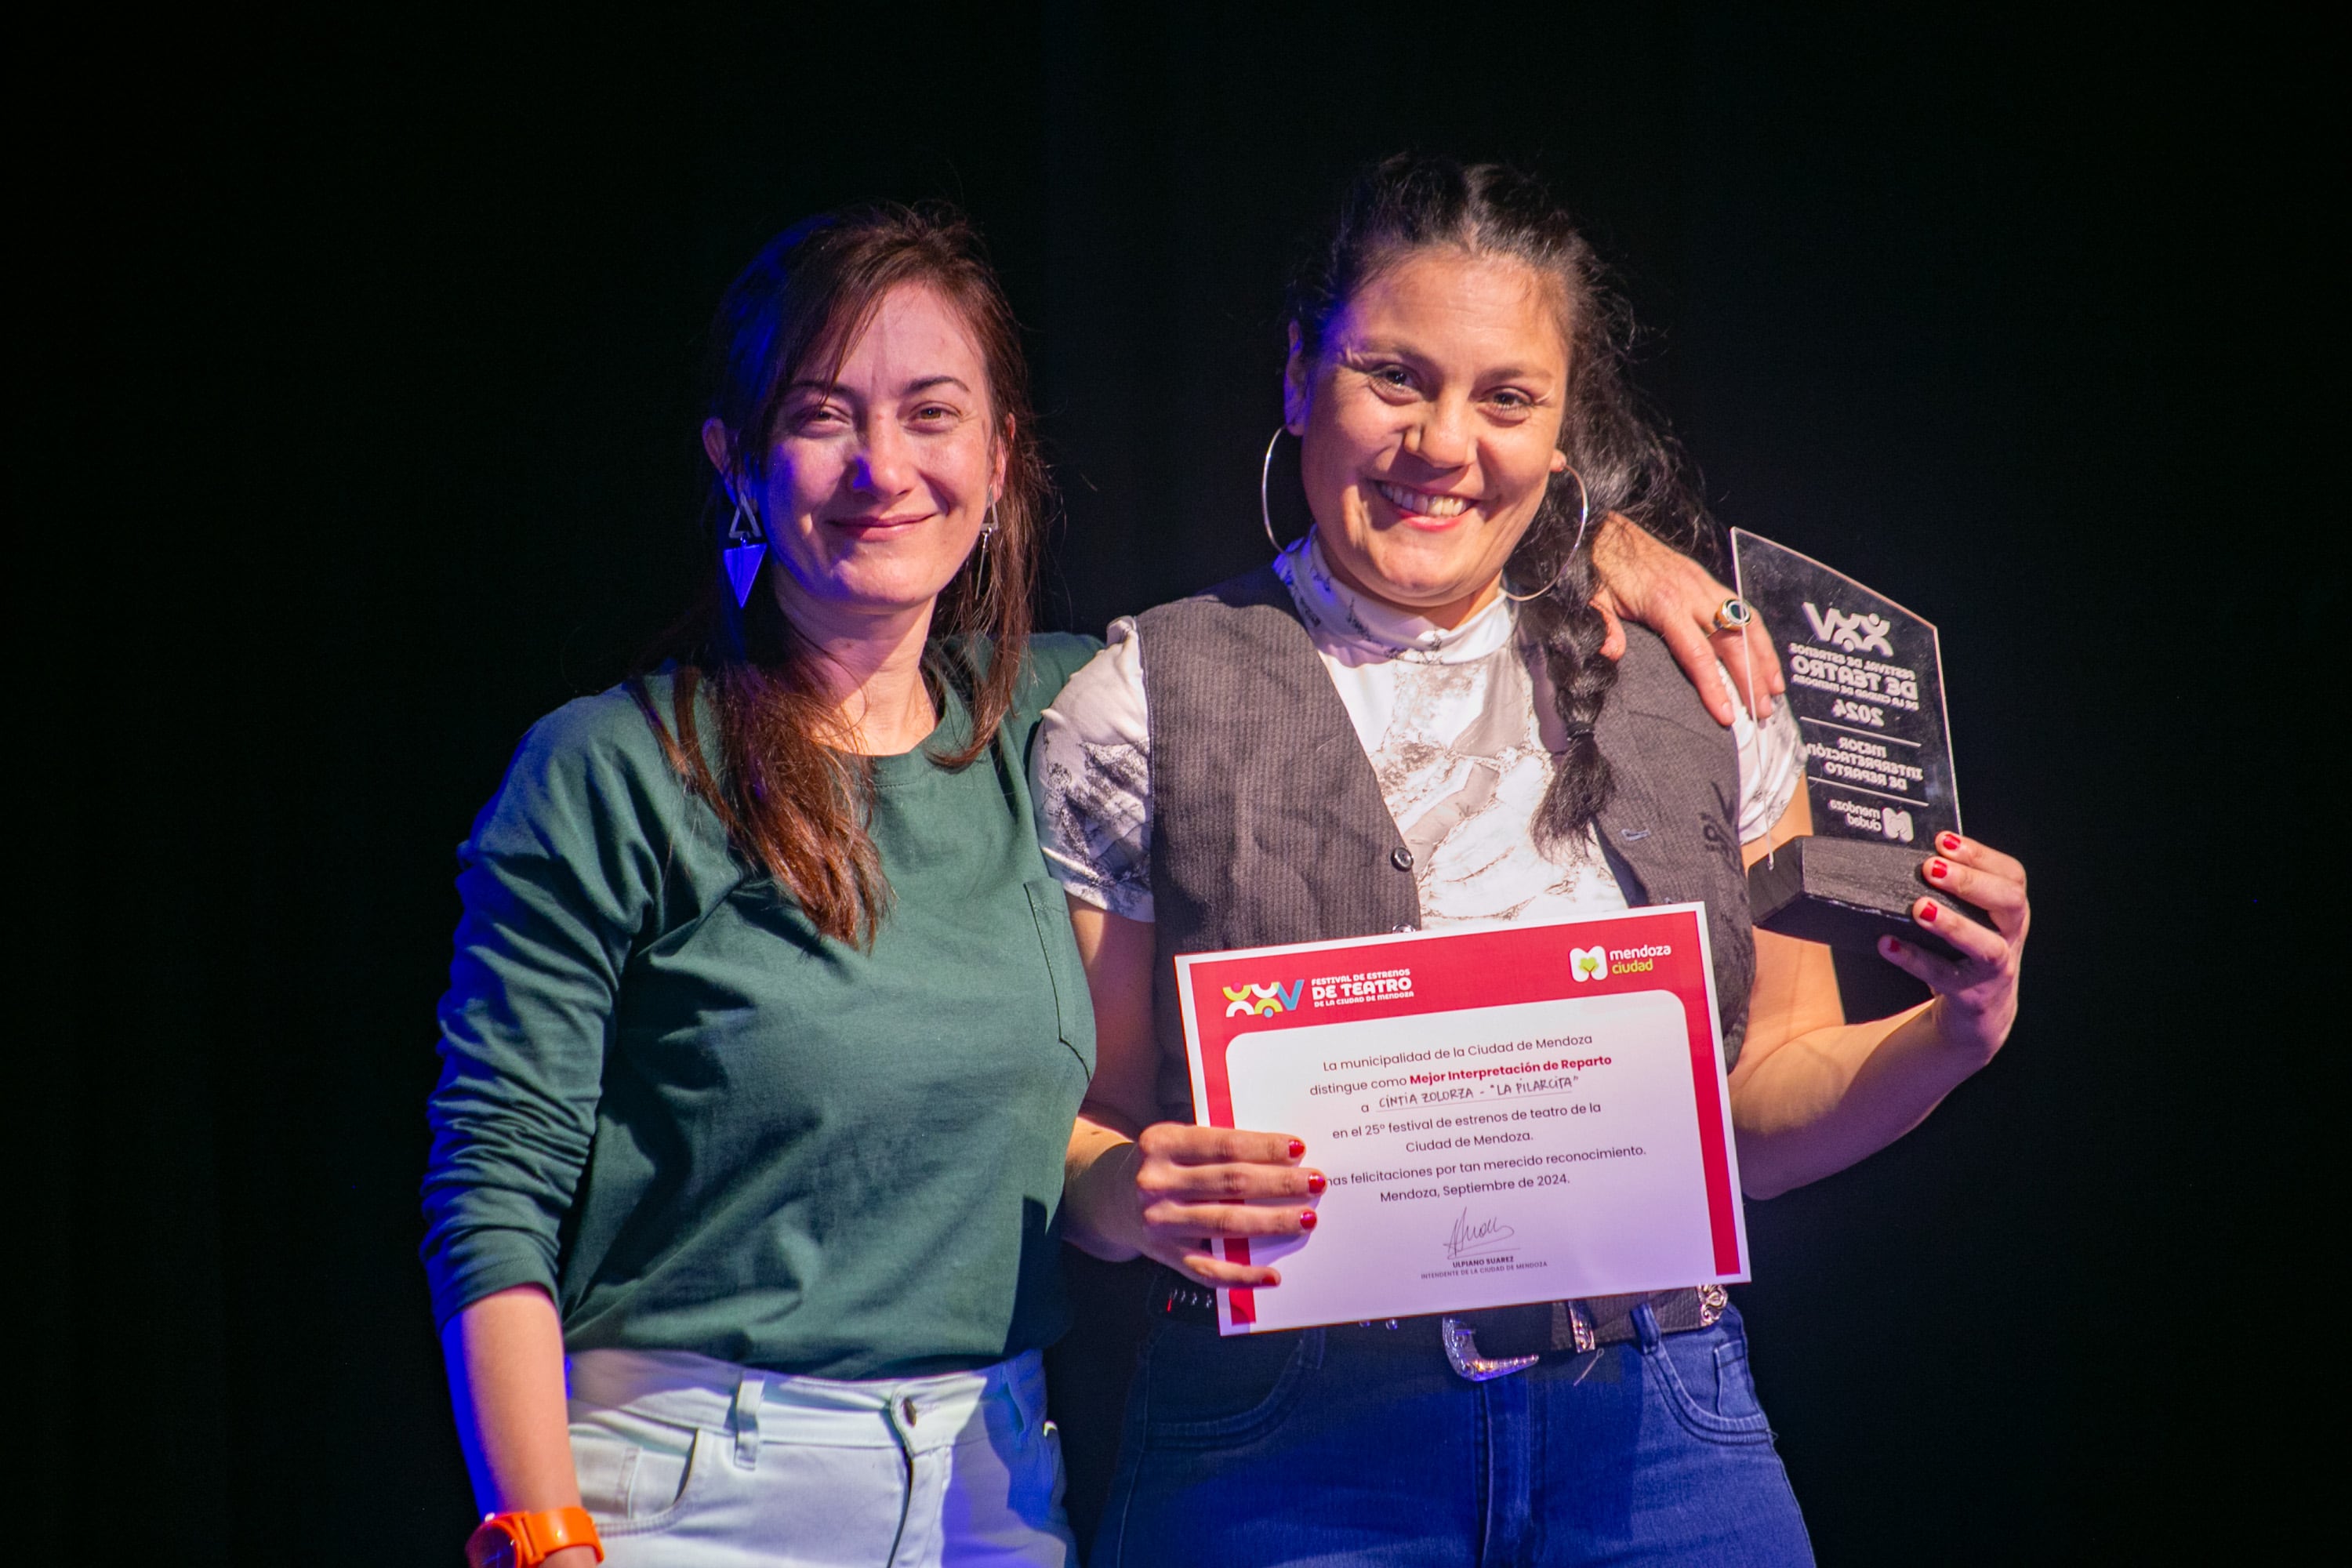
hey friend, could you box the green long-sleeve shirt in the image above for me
[420,637,1098,1379]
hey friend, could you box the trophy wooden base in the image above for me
[1746,837,1984,964]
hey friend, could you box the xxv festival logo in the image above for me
[1225,980,1305,1018]
[1801,601,1895,657]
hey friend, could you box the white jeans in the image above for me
[565,1347,1075,1567]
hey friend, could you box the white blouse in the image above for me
[1032,535,1803,928]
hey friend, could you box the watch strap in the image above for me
[466,1507,604,1568]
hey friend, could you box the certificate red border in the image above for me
[1175,905,1741,1327]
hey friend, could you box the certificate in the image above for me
[1176,905,1748,1335]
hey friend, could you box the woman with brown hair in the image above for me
[422,205,1098,1567]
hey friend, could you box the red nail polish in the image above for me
[1938,833,1962,853]
[1883,937,1906,956]
[1928,858,1949,880]
[1298,1209,1317,1230]
[1918,901,1939,923]
[1287,1138,1306,1159]
[1306,1172,1327,1195]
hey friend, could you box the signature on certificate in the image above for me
[1443,1208,1518,1262]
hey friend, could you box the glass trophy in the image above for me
[1731,528,1983,960]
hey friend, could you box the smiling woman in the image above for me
[1290,249,1578,623]
[669,212,1047,948]
[710,289,1004,638]
[422,206,1094,1568]
[1040,155,2031,1568]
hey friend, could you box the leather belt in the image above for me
[1148,1269,1727,1382]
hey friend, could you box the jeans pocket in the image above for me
[569,1405,710,1531]
[1036,1419,1069,1519]
[1640,1319,1775,1445]
[982,1370,1073,1526]
[1138,1324,1322,1450]
[1713,1334,1764,1421]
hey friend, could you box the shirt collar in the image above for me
[1275,531,1519,665]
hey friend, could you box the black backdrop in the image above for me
[35,5,2322,1562]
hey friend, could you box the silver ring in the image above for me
[1711,597,1755,633]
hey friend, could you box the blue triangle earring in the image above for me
[721,490,768,608]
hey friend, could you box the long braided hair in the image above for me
[1285,155,1710,852]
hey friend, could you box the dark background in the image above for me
[34,4,2321,1561]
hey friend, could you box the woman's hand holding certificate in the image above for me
[1109,1123,1324,1290]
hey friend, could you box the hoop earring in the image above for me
[1261,426,1297,554]
[720,490,768,608]
[1500,462,1592,604]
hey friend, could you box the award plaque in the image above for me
[1730,529,1984,961]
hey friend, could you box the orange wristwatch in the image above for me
[464,1508,604,1568]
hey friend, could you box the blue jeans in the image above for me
[1094,1302,1812,1566]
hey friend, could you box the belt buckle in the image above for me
[1439,1316,1539,1382]
[1696,1283,1727,1328]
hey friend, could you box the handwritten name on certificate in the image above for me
[1176,905,1748,1335]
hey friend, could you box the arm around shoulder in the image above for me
[1589,513,1787,726]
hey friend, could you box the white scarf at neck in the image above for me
[1276,532,1519,667]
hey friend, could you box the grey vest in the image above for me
[1136,566,1755,1122]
